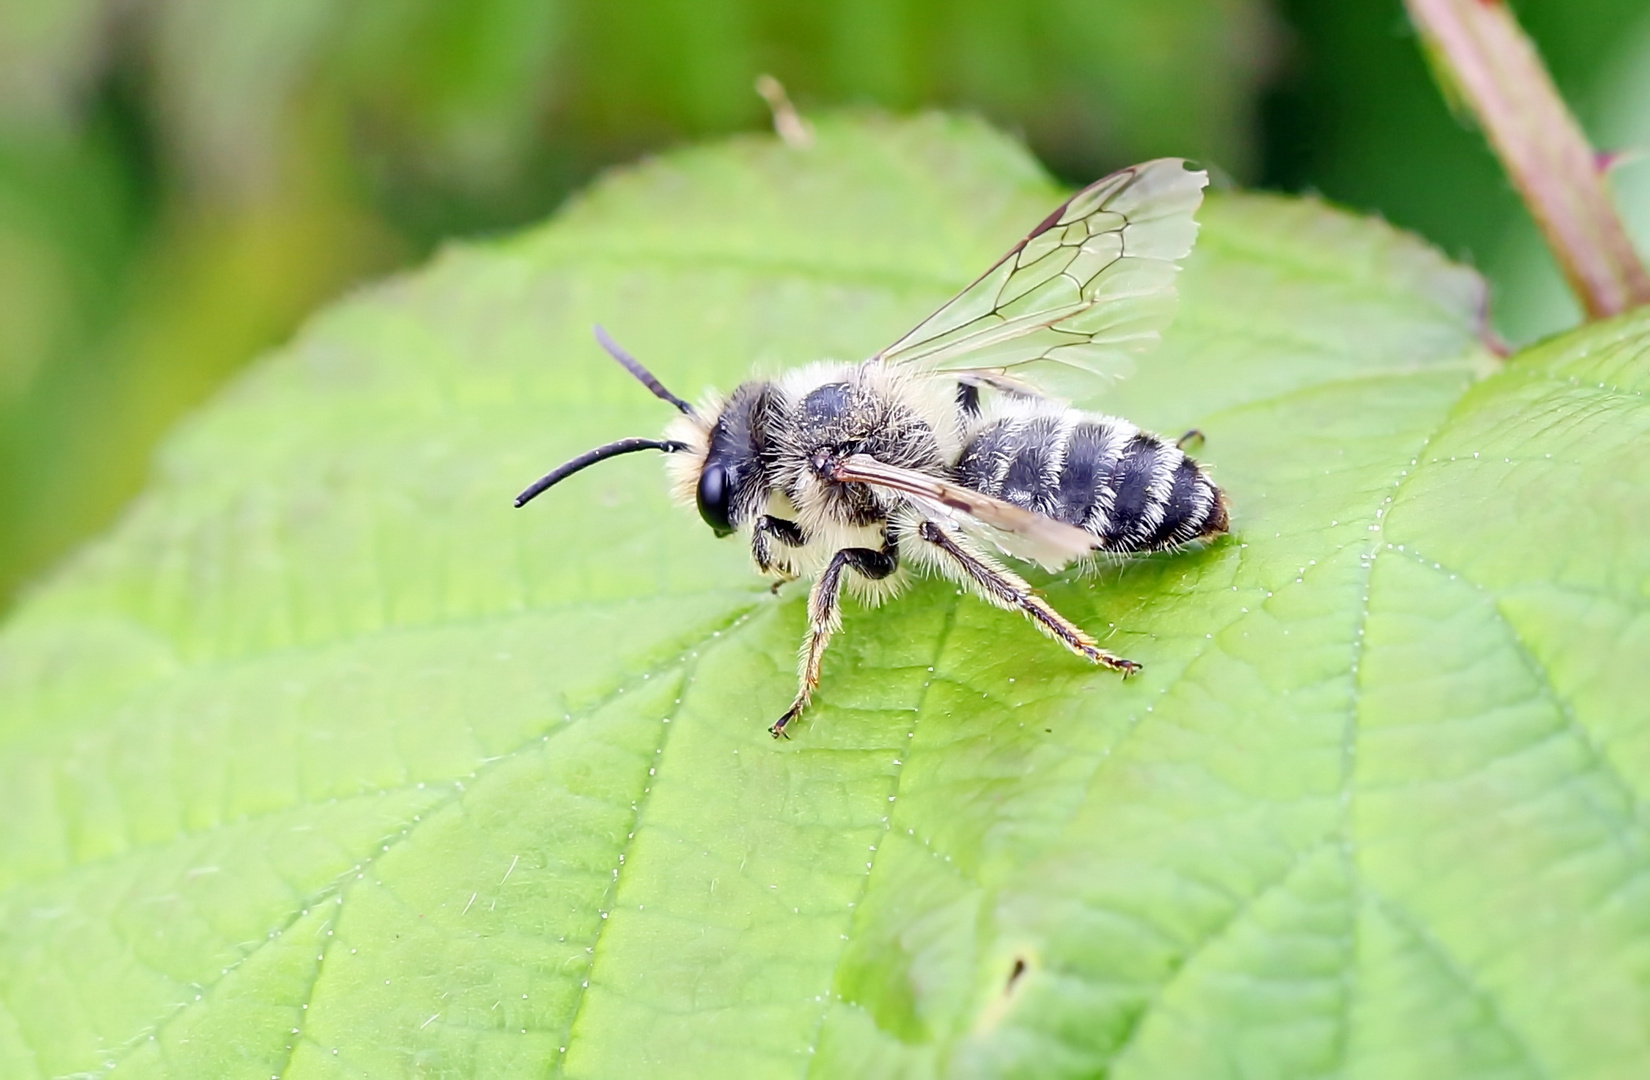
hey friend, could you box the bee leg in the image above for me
[1175,429,1205,451]
[913,520,1140,675]
[752,515,807,584]
[771,542,899,738]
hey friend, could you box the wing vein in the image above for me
[875,159,1208,402]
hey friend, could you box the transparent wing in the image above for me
[875,158,1208,401]
[832,454,1097,570]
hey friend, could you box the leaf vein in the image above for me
[803,594,961,1077]
[553,659,702,1073]
[1363,887,1552,1080]
[1104,841,1340,1073]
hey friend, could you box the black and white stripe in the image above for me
[953,410,1225,553]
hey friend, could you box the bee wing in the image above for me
[874,159,1207,401]
[833,454,1097,570]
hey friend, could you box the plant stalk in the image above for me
[1406,0,1650,320]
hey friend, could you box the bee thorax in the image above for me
[776,372,950,530]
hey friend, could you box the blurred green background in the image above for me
[1,0,1647,611]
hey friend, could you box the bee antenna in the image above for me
[514,437,689,508]
[594,326,697,416]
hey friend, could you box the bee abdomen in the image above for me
[955,414,1227,553]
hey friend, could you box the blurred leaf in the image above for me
[0,123,400,614]
[0,102,154,603]
[133,0,1276,225]
[4,114,1645,1078]
[0,0,107,133]
[331,0,566,189]
[557,0,1276,184]
[144,0,346,201]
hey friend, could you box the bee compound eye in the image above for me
[696,465,735,537]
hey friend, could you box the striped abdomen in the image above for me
[953,411,1228,553]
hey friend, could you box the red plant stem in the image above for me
[1406,0,1650,319]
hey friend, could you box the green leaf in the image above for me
[2,114,1646,1079]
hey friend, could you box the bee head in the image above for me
[672,380,775,538]
[512,326,701,510]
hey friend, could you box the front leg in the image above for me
[752,514,807,584]
[914,520,1139,674]
[771,540,897,738]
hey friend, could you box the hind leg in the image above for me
[913,520,1139,674]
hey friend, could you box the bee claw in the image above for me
[769,703,803,738]
[1081,644,1140,676]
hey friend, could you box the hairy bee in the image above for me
[517,159,1228,736]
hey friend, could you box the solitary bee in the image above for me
[517,159,1228,736]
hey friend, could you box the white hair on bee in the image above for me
[662,391,720,508]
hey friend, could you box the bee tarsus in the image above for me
[913,520,1140,675]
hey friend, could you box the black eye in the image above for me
[696,465,735,537]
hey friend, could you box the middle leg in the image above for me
[771,539,897,737]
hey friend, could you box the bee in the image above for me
[516,159,1229,737]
